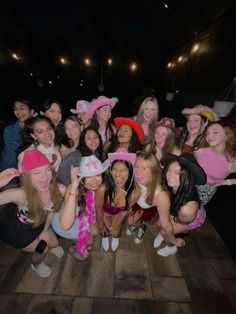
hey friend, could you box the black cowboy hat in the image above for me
[165,153,207,185]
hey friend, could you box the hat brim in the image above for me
[88,97,118,119]
[181,106,218,122]
[114,117,145,144]
[108,152,136,166]
[78,159,110,177]
[165,153,206,185]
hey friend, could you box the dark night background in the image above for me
[0,0,236,258]
[0,0,236,123]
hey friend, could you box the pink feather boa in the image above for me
[75,191,95,258]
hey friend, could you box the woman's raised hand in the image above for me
[0,168,19,188]
[70,166,81,188]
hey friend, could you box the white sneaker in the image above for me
[157,245,177,257]
[111,237,119,251]
[134,225,146,244]
[101,237,109,252]
[31,261,52,278]
[153,233,164,248]
[126,225,136,236]
[50,246,64,258]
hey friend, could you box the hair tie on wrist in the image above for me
[69,192,77,196]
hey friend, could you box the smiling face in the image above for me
[155,125,168,149]
[30,164,52,192]
[43,103,62,126]
[206,123,226,148]
[96,105,111,122]
[117,124,133,144]
[65,118,80,141]
[166,161,181,191]
[111,161,129,189]
[83,175,103,191]
[84,129,100,152]
[31,120,55,148]
[142,101,157,122]
[186,114,202,136]
[13,101,33,123]
[134,158,152,186]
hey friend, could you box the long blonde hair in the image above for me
[21,167,62,227]
[136,151,161,205]
[136,97,159,134]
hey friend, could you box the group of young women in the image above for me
[0,95,236,277]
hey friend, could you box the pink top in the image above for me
[197,147,230,183]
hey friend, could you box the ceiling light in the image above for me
[84,58,91,66]
[12,53,20,60]
[192,44,200,53]
[130,62,137,72]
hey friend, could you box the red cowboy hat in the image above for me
[114,117,145,144]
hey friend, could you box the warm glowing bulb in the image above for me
[130,62,137,72]
[12,53,19,60]
[108,58,113,65]
[164,3,169,9]
[60,57,66,64]
[178,56,183,62]
[192,44,200,53]
[167,62,172,68]
[84,58,91,66]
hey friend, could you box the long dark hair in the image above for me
[107,129,141,154]
[19,115,55,152]
[90,106,115,143]
[162,161,199,218]
[78,126,103,160]
[104,160,135,208]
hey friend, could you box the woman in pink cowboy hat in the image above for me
[0,149,64,278]
[179,104,219,152]
[88,95,118,145]
[70,100,91,131]
[95,148,140,252]
[54,155,110,261]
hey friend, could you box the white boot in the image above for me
[101,237,109,252]
[157,245,177,257]
[153,233,164,248]
[31,261,52,278]
[111,237,119,252]
[50,246,64,258]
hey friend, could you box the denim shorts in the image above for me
[51,212,80,240]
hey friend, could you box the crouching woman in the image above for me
[0,150,63,277]
[154,152,207,256]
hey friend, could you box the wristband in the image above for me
[69,192,77,196]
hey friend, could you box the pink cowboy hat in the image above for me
[70,100,90,114]
[88,95,118,119]
[108,148,136,166]
[21,149,50,173]
[181,105,219,122]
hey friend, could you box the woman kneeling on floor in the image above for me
[0,150,64,278]
[95,148,140,252]
[126,151,169,244]
[54,155,109,260]
[154,152,207,257]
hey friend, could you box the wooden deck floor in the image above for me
[0,219,236,314]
